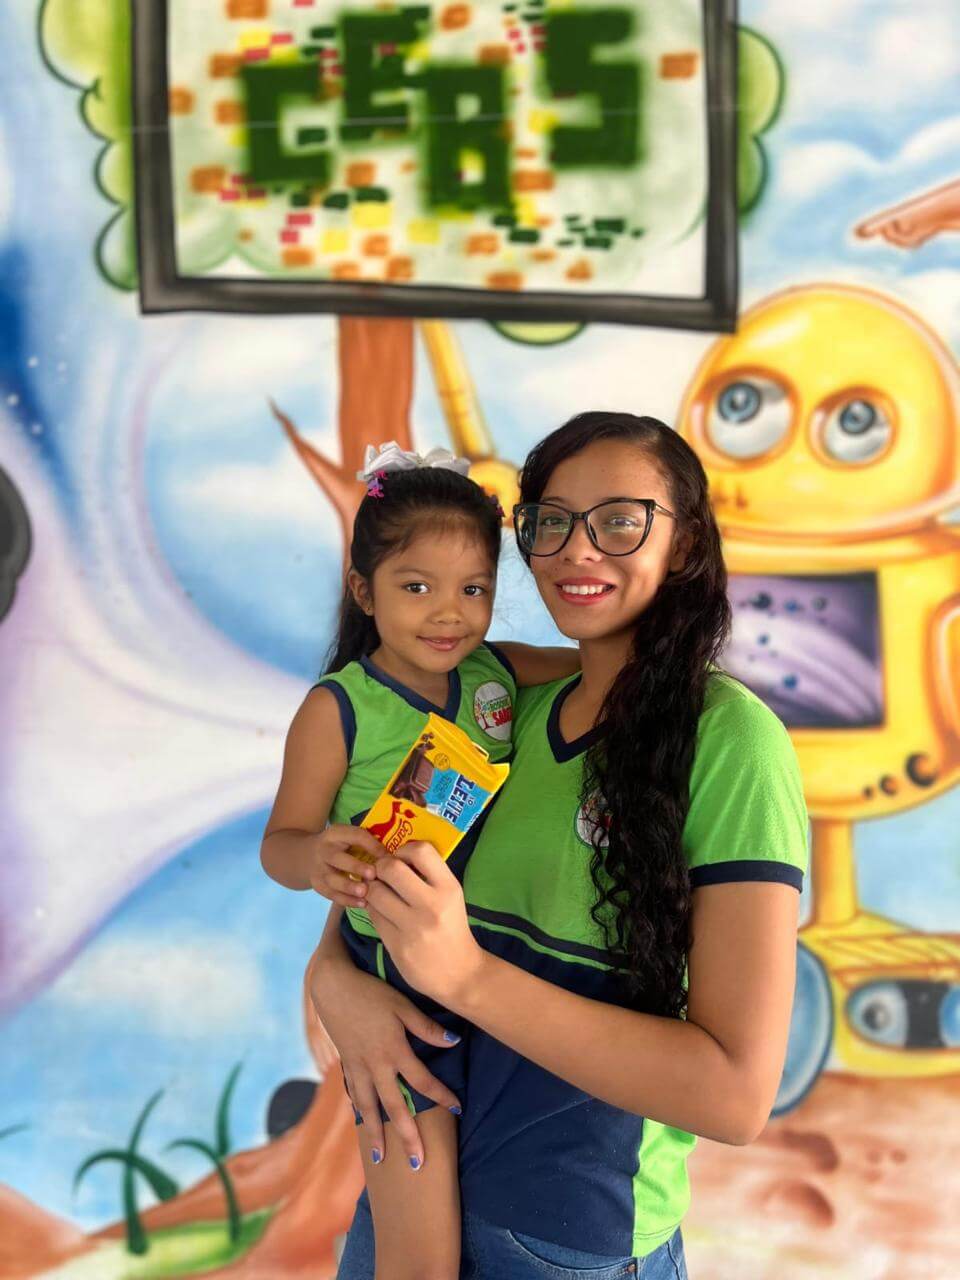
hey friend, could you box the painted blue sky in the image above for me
[0,813,326,1227]
[1,0,959,1228]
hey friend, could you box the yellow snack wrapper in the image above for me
[351,713,509,870]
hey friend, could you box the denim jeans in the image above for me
[336,1190,689,1280]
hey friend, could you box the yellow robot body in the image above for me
[721,529,960,821]
[679,285,960,1094]
[805,910,960,1078]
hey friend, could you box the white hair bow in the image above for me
[356,441,471,482]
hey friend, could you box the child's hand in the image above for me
[309,825,384,908]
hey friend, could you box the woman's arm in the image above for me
[366,848,799,1146]
[494,640,580,686]
[260,686,382,899]
[307,905,465,1169]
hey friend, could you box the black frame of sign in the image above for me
[131,0,738,331]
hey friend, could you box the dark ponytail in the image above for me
[325,466,503,674]
[519,412,731,1017]
[327,584,380,674]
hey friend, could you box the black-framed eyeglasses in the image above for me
[513,498,676,557]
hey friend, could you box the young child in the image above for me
[261,443,578,1280]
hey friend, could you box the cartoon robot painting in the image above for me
[679,284,960,1110]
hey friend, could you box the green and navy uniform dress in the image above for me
[316,643,516,1119]
[458,671,808,1258]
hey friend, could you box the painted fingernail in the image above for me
[409,1155,421,1171]
[449,1105,462,1116]
[442,1031,461,1043]
[371,1148,382,1165]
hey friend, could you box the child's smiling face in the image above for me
[353,526,497,681]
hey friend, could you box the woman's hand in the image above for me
[365,842,487,1008]
[307,942,463,1169]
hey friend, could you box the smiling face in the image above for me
[677,285,960,539]
[352,525,496,682]
[528,439,685,645]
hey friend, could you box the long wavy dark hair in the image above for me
[519,412,731,1017]
[325,467,502,673]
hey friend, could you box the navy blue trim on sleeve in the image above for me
[314,680,357,762]
[484,641,517,684]
[690,860,803,891]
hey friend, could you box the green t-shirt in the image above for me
[457,670,808,1258]
[318,643,516,941]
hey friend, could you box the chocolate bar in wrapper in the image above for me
[349,714,509,871]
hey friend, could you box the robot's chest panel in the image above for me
[726,572,883,730]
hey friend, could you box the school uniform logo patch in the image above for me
[575,792,611,848]
[473,681,513,741]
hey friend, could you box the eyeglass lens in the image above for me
[520,501,652,555]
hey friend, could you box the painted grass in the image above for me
[40,1211,272,1280]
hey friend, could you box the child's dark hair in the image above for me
[325,467,503,673]
[519,412,731,1019]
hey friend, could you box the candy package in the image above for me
[351,713,509,869]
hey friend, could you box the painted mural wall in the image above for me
[2,1,959,1277]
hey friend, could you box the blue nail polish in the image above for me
[449,1105,462,1116]
[442,1031,461,1043]
[371,1148,382,1165]
[409,1155,421,1171]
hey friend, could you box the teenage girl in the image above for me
[260,445,578,1280]
[311,414,809,1280]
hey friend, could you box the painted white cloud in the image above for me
[772,114,960,213]
[746,1,960,121]
[51,936,265,1037]
[177,436,342,528]
[470,325,714,442]
[753,0,863,30]
[902,115,960,168]
[892,269,960,353]
[869,14,959,94]
[775,140,880,203]
[746,109,960,352]
[151,314,341,455]
[175,315,338,399]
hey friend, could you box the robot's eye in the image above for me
[707,378,791,459]
[847,983,908,1047]
[821,397,892,463]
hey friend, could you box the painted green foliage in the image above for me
[38,6,784,291]
[73,1091,180,1256]
[73,1066,245,1259]
[738,26,784,217]
[39,0,135,289]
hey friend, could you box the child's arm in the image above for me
[279,700,464,1277]
[493,640,580,687]
[260,686,382,905]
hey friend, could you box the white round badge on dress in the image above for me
[473,681,513,741]
[575,793,611,848]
